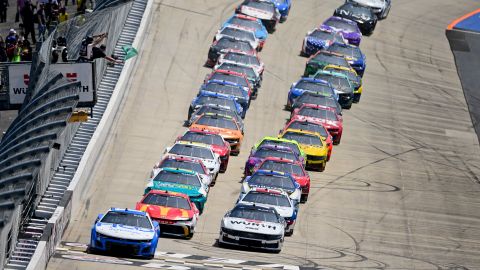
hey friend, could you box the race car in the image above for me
[136,190,199,239]
[334,2,377,35]
[177,129,231,173]
[290,104,344,145]
[151,155,213,187]
[290,92,343,115]
[265,0,291,22]
[304,50,350,77]
[213,62,261,95]
[325,42,366,77]
[189,92,244,120]
[279,129,328,171]
[90,208,160,259]
[300,28,345,57]
[214,25,260,51]
[145,168,209,213]
[237,188,297,235]
[286,78,337,110]
[241,170,301,203]
[320,16,362,46]
[204,69,253,100]
[206,36,255,67]
[322,64,363,103]
[235,0,281,33]
[199,80,250,112]
[219,204,285,252]
[253,157,311,202]
[347,0,391,20]
[217,50,264,78]
[244,144,302,176]
[164,141,221,179]
[310,70,354,109]
[281,118,333,161]
[253,136,306,164]
[190,113,244,156]
[187,104,244,133]
[222,14,268,49]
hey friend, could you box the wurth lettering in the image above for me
[66,73,77,81]
[230,220,276,230]
[13,88,27,94]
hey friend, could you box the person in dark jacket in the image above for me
[0,37,8,62]
[0,0,8,23]
[21,0,36,44]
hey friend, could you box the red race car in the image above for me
[291,103,343,145]
[136,190,200,239]
[253,157,311,203]
[177,128,231,173]
[152,155,213,187]
[281,118,333,161]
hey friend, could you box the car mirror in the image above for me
[95,214,103,223]
[164,147,171,154]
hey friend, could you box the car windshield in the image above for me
[296,94,337,108]
[170,144,214,160]
[220,27,255,42]
[295,81,334,97]
[224,52,260,66]
[340,3,375,19]
[230,207,279,223]
[259,161,305,176]
[101,211,151,229]
[314,74,352,91]
[160,159,205,175]
[153,170,201,187]
[310,29,335,40]
[329,69,360,85]
[210,73,248,88]
[283,132,322,146]
[324,19,357,32]
[196,115,238,130]
[249,174,296,191]
[259,140,301,156]
[327,44,362,59]
[218,63,256,79]
[216,37,253,52]
[142,193,191,210]
[181,132,224,146]
[204,83,245,98]
[254,148,297,160]
[195,106,241,123]
[298,107,338,121]
[312,53,349,67]
[243,192,291,207]
[288,121,328,138]
[271,0,286,4]
[229,17,263,31]
[196,96,237,110]
[244,1,276,14]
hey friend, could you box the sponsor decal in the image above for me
[230,220,277,230]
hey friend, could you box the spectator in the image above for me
[0,37,7,62]
[12,40,22,62]
[48,0,59,31]
[21,0,36,44]
[91,44,122,65]
[58,7,68,22]
[16,0,25,22]
[5,29,18,45]
[21,39,32,61]
[36,3,46,41]
[0,0,8,23]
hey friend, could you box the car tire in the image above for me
[285,230,293,236]
[301,194,308,203]
[353,93,361,103]
[319,162,326,172]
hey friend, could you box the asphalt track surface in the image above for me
[47,0,480,269]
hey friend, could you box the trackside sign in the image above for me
[8,62,96,107]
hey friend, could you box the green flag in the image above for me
[122,45,138,60]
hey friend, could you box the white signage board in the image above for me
[8,62,95,106]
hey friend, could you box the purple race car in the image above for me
[244,145,302,177]
[320,16,362,46]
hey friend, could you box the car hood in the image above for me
[95,222,154,241]
[149,181,205,197]
[240,5,274,20]
[137,204,194,221]
[306,36,329,47]
[300,144,327,155]
[223,217,283,235]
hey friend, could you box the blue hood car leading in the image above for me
[189,92,245,120]
[223,14,268,50]
[301,28,345,57]
[90,208,160,259]
[199,80,250,112]
[286,78,337,109]
[266,0,291,23]
[325,42,366,77]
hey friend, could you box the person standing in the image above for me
[0,0,8,23]
[35,3,45,41]
[58,7,68,23]
[21,0,36,44]
[0,37,8,62]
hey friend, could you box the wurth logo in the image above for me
[230,220,276,230]
[66,73,77,82]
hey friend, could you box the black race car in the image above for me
[334,2,377,35]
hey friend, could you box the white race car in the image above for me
[217,50,264,78]
[151,155,213,187]
[219,204,285,252]
[215,25,260,51]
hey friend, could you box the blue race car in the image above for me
[189,92,245,119]
[200,80,250,112]
[325,42,366,77]
[222,14,268,50]
[90,208,160,259]
[266,0,291,23]
[300,28,345,57]
[286,78,337,109]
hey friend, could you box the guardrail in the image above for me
[23,0,153,268]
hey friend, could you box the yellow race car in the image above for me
[279,128,328,171]
[323,64,363,103]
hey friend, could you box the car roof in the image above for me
[108,208,147,216]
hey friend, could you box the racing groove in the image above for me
[47,0,480,269]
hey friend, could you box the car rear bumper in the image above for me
[90,235,156,257]
[219,231,282,251]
